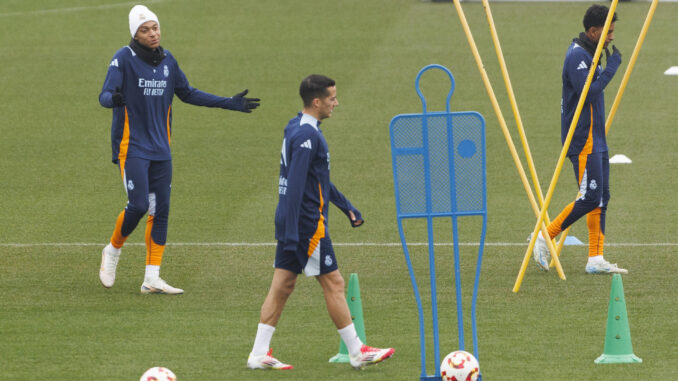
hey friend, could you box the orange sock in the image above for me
[547,202,575,239]
[145,215,165,266]
[587,208,604,257]
[110,210,128,249]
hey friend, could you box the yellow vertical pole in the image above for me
[605,0,658,134]
[549,0,658,267]
[480,0,560,252]
[514,0,620,293]
[451,0,566,281]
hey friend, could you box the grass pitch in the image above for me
[1,1,677,380]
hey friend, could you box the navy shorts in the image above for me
[275,236,338,277]
[570,151,610,208]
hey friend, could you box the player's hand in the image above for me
[224,89,260,113]
[611,45,621,60]
[349,210,364,228]
[112,87,125,107]
[606,45,621,68]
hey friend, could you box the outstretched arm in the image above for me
[173,63,260,112]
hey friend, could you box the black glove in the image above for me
[112,87,125,107]
[223,89,260,113]
[605,45,621,69]
[612,45,621,60]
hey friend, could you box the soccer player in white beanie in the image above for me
[98,5,260,294]
[128,5,159,38]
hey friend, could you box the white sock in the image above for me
[588,255,605,265]
[145,265,160,280]
[251,323,275,356]
[338,323,363,357]
[106,243,121,255]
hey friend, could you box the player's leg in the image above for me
[140,160,182,294]
[259,268,298,326]
[247,243,299,370]
[100,157,151,288]
[549,152,601,237]
[585,152,626,274]
[315,238,394,369]
[534,151,598,270]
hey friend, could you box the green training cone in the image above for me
[329,273,367,363]
[594,274,642,364]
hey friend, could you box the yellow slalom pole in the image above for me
[480,0,561,253]
[515,0,619,293]
[605,0,658,134]
[549,0,658,266]
[452,0,565,281]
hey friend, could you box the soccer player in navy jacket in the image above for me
[246,75,394,370]
[98,5,259,294]
[532,5,627,274]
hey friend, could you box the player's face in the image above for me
[317,86,338,120]
[590,23,615,48]
[603,23,615,48]
[135,21,161,49]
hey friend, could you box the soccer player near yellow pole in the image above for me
[516,2,621,293]
[452,0,566,280]
[549,0,659,268]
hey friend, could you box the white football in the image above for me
[139,367,176,381]
[440,350,479,381]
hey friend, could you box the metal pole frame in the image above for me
[391,64,487,380]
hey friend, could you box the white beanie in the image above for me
[129,5,159,38]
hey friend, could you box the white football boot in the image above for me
[99,244,120,288]
[140,277,184,294]
[585,260,628,274]
[530,232,551,271]
[349,344,395,369]
[247,348,293,370]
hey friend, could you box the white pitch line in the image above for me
[1,242,677,248]
[0,0,167,17]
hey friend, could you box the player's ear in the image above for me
[312,97,321,109]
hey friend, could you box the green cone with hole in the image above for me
[595,274,642,364]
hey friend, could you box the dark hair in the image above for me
[300,74,335,107]
[583,5,618,31]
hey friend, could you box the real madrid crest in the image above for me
[163,65,169,77]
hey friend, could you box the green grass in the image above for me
[1,0,678,380]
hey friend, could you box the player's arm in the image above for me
[330,182,363,228]
[173,62,260,113]
[99,54,125,108]
[280,133,314,252]
[569,47,621,100]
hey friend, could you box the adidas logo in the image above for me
[110,58,119,67]
[577,61,587,70]
[300,139,312,149]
